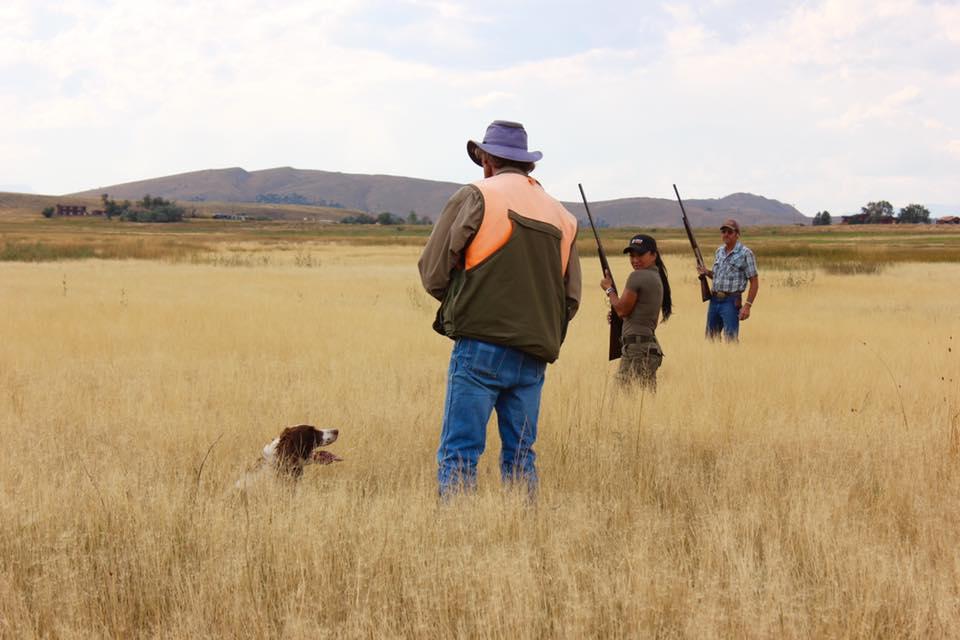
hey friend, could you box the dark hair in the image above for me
[476,149,535,174]
[654,253,672,321]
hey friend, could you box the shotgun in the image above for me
[578,183,622,360]
[673,184,712,302]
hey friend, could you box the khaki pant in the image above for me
[616,338,663,390]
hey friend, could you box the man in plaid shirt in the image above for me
[696,219,759,341]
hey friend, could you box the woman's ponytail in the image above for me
[654,254,672,321]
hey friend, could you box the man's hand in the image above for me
[739,305,751,321]
[697,265,709,277]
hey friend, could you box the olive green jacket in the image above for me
[418,169,581,363]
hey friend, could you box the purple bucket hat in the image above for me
[467,120,543,166]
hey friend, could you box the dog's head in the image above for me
[238,425,342,489]
[273,425,340,476]
[277,424,338,457]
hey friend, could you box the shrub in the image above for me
[340,214,377,224]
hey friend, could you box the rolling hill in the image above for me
[68,166,808,227]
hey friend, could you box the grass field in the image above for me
[1,227,958,638]
[3,214,960,265]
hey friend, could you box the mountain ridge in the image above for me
[70,166,809,227]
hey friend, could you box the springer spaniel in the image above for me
[235,424,341,489]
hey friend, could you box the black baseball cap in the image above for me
[622,234,657,254]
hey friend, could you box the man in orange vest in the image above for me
[418,120,582,499]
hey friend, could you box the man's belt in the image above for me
[711,290,741,300]
[622,335,656,345]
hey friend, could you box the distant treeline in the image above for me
[341,211,433,226]
[577,217,610,228]
[813,201,933,226]
[255,193,345,208]
[100,194,189,223]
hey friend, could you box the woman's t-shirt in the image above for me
[622,265,663,337]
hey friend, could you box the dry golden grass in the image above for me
[1,245,958,639]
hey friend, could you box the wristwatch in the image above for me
[605,287,615,296]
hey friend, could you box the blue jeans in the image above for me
[706,296,739,341]
[437,338,546,499]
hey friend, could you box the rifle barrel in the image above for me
[673,183,712,303]
[578,184,613,286]
[578,183,622,360]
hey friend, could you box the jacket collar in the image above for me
[493,166,529,177]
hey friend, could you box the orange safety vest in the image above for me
[466,172,577,273]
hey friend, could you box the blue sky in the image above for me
[2,0,958,215]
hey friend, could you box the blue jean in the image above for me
[437,338,547,499]
[706,296,740,341]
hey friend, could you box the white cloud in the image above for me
[820,85,921,130]
[467,91,515,109]
[935,3,960,44]
[0,0,957,214]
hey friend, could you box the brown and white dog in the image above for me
[236,424,341,489]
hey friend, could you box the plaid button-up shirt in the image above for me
[712,241,758,293]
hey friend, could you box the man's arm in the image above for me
[738,248,759,320]
[739,275,759,320]
[417,186,484,300]
[564,234,582,320]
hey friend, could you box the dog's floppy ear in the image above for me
[277,424,323,461]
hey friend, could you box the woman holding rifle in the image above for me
[600,234,672,390]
